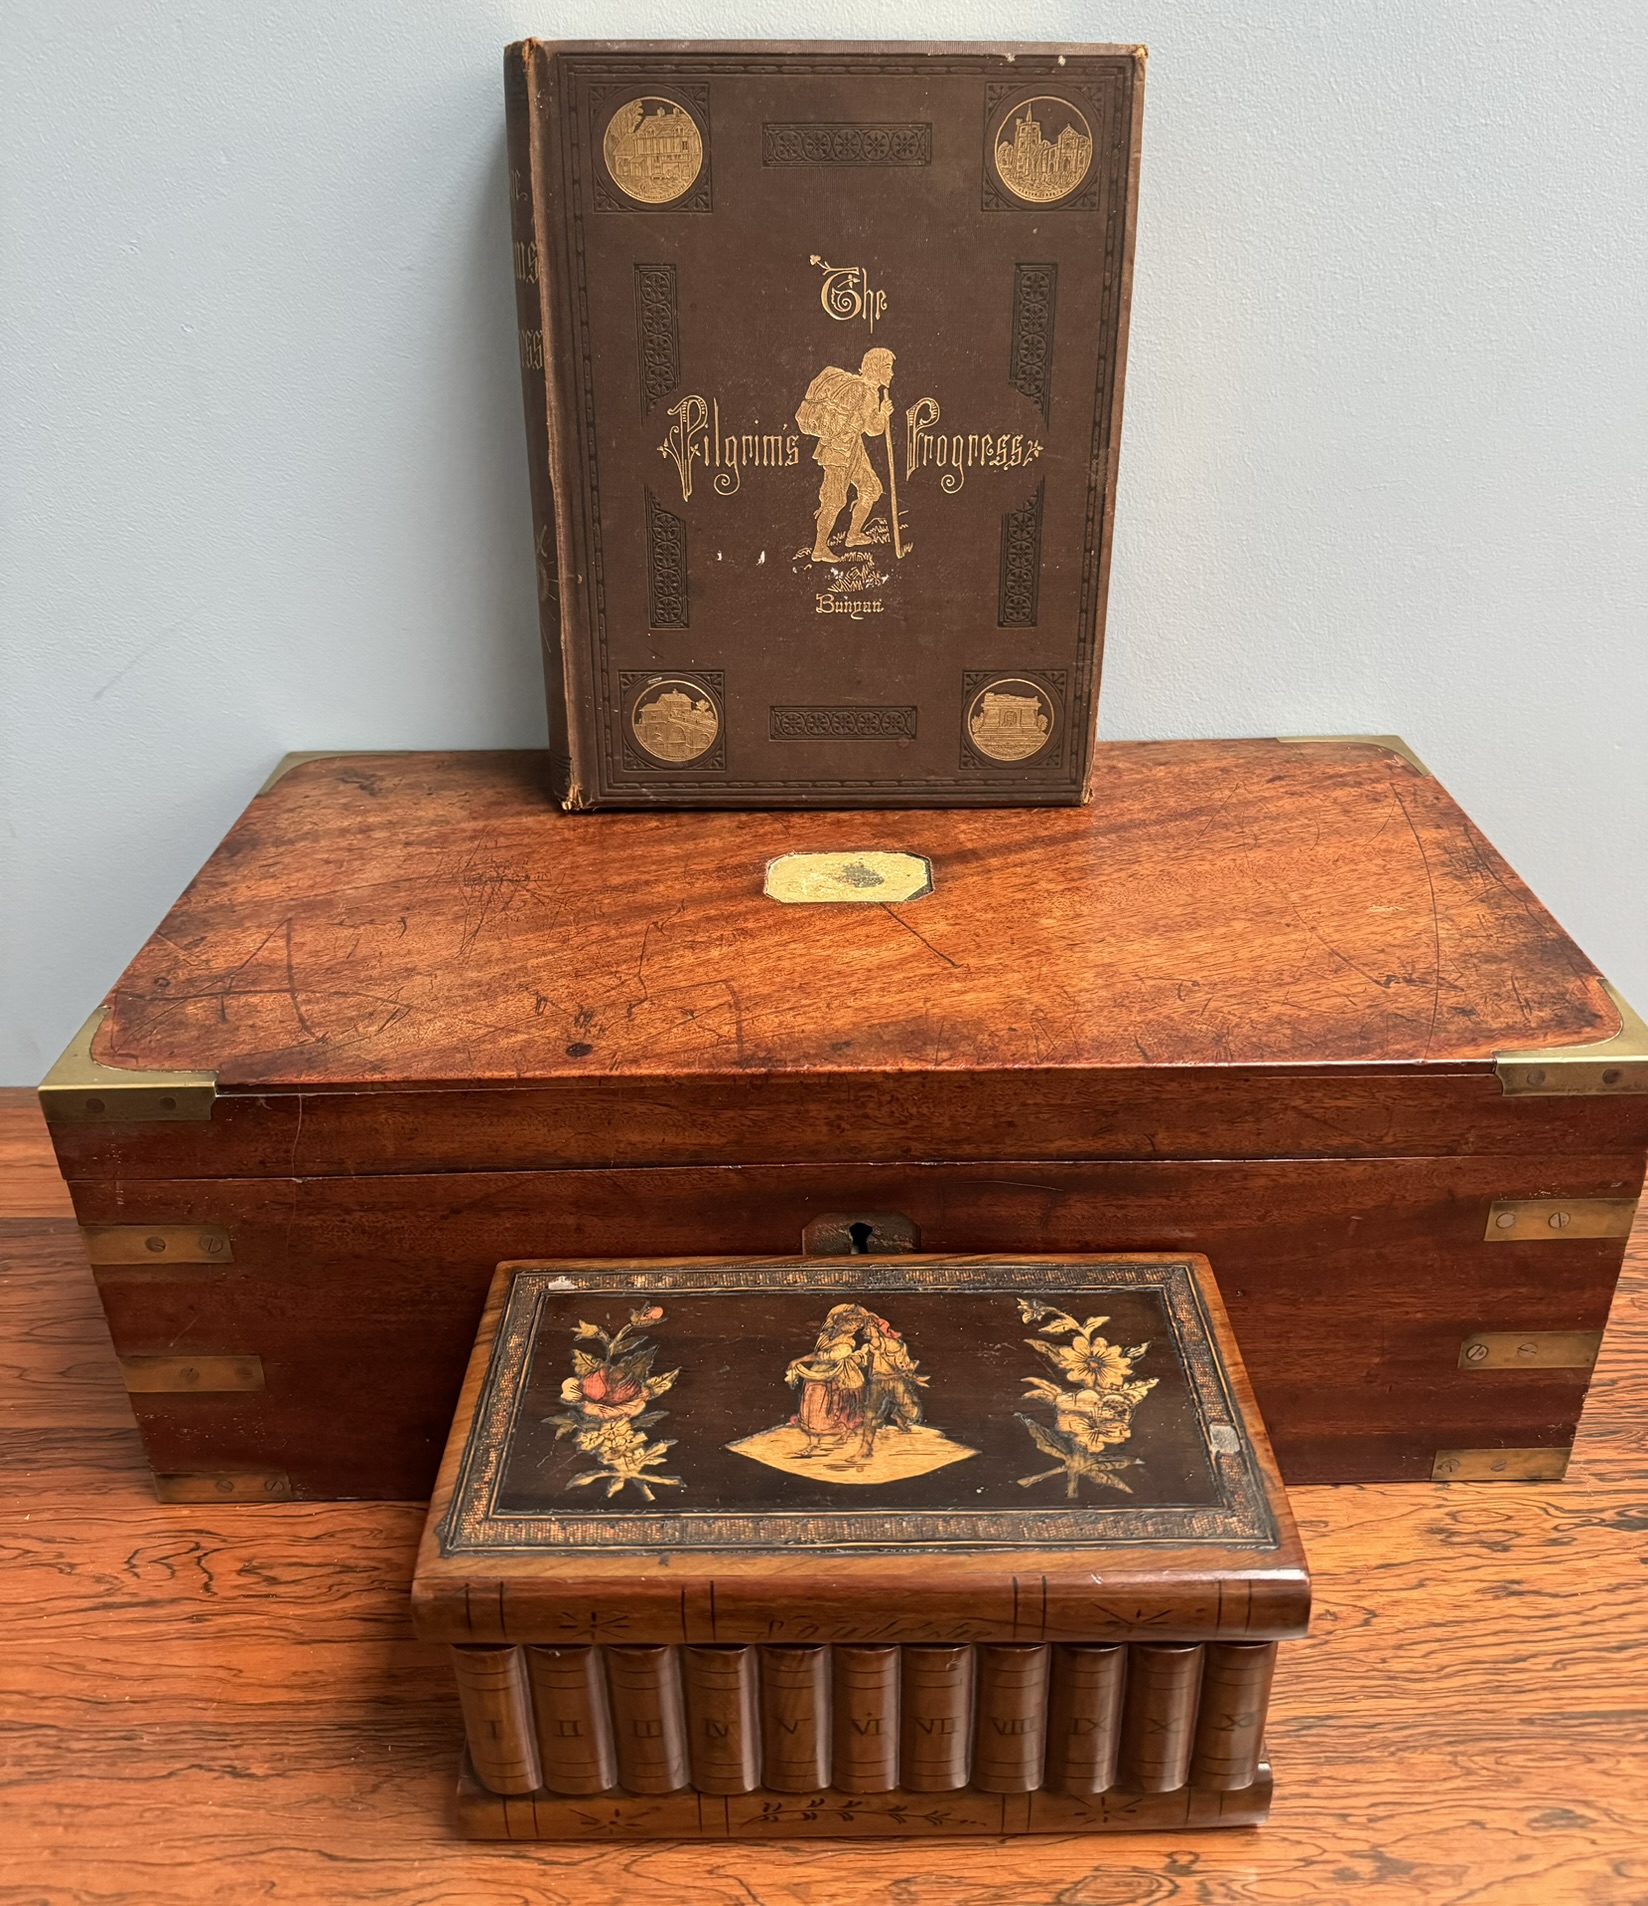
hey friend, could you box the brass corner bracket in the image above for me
[39,1007,218,1125]
[1275,734,1432,776]
[1495,981,1648,1097]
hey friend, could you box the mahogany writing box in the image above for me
[413,1252,1309,1839]
[39,739,1647,1501]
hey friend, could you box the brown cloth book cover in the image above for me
[504,40,1144,808]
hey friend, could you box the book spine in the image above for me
[899,1644,974,1792]
[1118,1642,1204,1793]
[1190,1640,1276,1791]
[682,1645,760,1795]
[450,1644,542,1795]
[970,1644,1049,1794]
[1043,1643,1126,1796]
[831,1645,899,1793]
[605,1644,689,1794]
[759,1645,830,1793]
[525,1644,616,1796]
[502,43,574,803]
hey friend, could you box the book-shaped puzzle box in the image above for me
[413,1253,1308,1839]
[504,41,1144,807]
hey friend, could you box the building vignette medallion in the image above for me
[965,676,1058,764]
[629,675,721,765]
[602,96,705,206]
[990,96,1095,207]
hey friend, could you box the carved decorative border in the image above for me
[997,482,1045,628]
[770,705,917,741]
[763,123,932,164]
[1008,263,1057,420]
[634,264,680,415]
[645,491,689,628]
[439,1259,1278,1556]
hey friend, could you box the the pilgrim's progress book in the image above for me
[505,41,1144,808]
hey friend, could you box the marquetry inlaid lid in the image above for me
[412,1253,1309,1648]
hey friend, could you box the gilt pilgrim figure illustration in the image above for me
[796,348,899,562]
[727,1302,976,1484]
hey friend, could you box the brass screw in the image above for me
[1548,1210,1571,1230]
[1464,1342,1489,1362]
[1495,1212,1516,1229]
[145,1236,167,1254]
[1526,1069,1546,1087]
[203,1235,225,1256]
[1602,1068,1623,1086]
[1516,1342,1539,1359]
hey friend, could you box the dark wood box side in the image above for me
[73,1154,1640,1502]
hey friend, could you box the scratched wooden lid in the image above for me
[49,740,1636,1180]
[411,1252,1308,1647]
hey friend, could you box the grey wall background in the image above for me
[3,0,1645,1083]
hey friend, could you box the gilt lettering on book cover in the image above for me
[505,42,1145,808]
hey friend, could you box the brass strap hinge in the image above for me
[83,1225,233,1266]
[152,1469,293,1503]
[1495,982,1648,1096]
[1458,1331,1603,1371]
[1432,1447,1571,1482]
[39,1007,217,1124]
[120,1354,263,1394]
[1483,1198,1638,1242]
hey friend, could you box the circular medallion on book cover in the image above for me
[603,97,704,205]
[992,97,1095,206]
[967,678,1056,763]
[631,677,720,764]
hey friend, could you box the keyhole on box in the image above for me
[848,1221,875,1255]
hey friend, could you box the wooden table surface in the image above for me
[2,1088,1645,1904]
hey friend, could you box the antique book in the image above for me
[503,40,1145,808]
[41,741,1648,1502]
[413,1251,1310,1839]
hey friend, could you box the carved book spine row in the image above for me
[451,1638,1278,1800]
